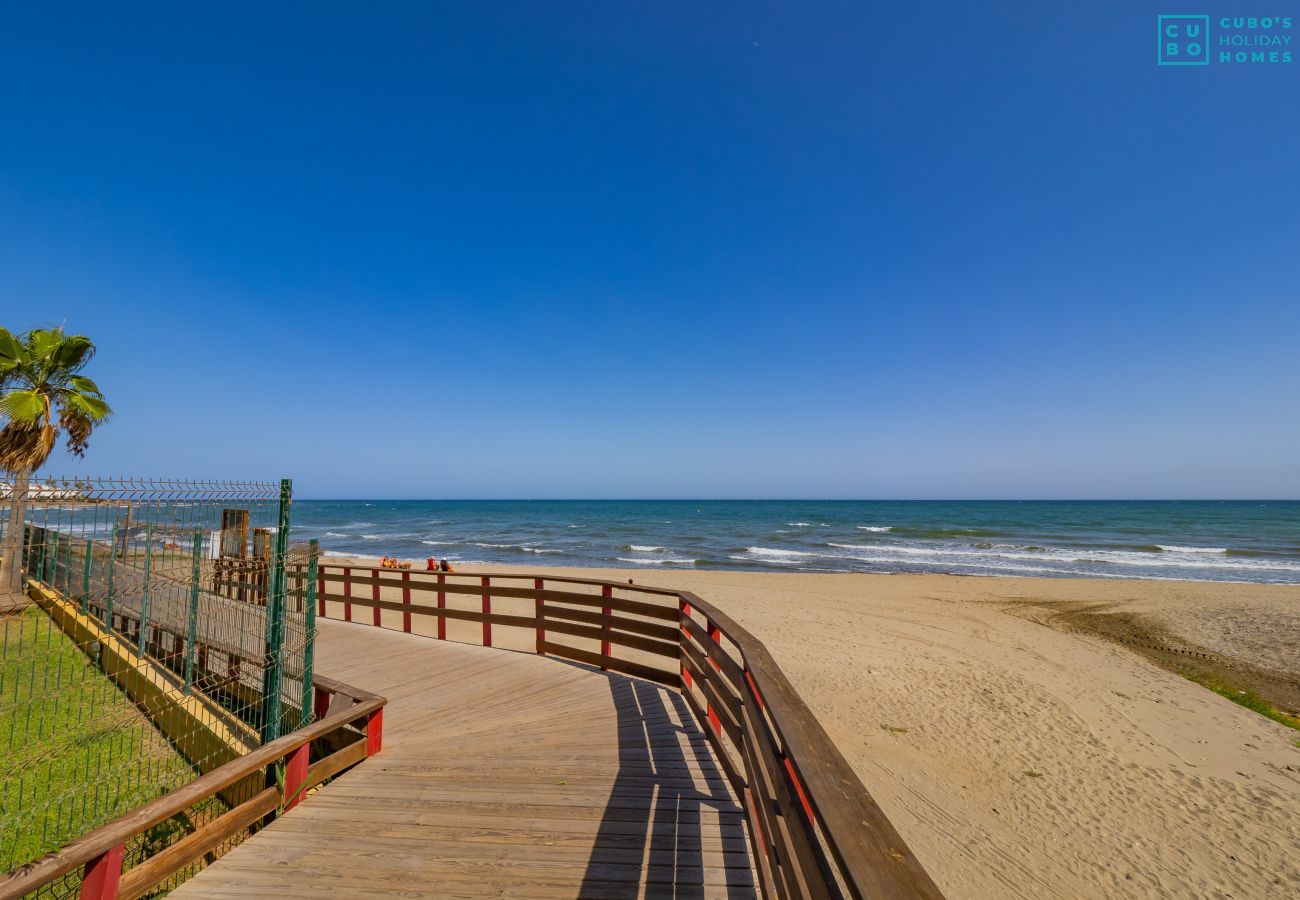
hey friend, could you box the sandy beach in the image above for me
[323,559,1299,899]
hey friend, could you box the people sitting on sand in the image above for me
[438,558,453,572]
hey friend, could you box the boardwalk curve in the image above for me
[173,618,757,899]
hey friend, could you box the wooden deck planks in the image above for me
[172,618,757,899]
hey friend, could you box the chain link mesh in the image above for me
[0,476,314,895]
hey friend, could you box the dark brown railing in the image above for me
[310,565,944,900]
[0,677,385,900]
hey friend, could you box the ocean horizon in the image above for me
[290,499,1300,584]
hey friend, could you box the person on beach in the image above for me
[439,558,453,572]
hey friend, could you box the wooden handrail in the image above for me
[680,591,943,899]
[0,678,385,900]
[308,563,944,900]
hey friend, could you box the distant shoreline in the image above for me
[291,499,1300,585]
[316,549,1299,586]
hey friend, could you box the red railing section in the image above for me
[0,678,385,900]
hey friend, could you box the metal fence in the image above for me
[0,477,315,896]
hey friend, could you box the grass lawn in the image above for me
[1,603,199,872]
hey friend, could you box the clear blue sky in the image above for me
[1,3,1296,499]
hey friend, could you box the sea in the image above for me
[289,500,1300,584]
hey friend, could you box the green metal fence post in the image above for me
[62,533,73,596]
[138,523,153,654]
[37,528,48,587]
[300,539,319,728]
[184,529,202,695]
[104,527,118,635]
[259,479,292,743]
[21,523,32,580]
[81,539,93,615]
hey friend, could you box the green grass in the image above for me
[1,604,198,870]
[1183,671,1300,732]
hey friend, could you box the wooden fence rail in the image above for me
[309,565,943,900]
[0,677,385,900]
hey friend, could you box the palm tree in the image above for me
[0,327,111,603]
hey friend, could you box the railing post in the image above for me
[81,538,93,615]
[707,622,722,668]
[679,598,694,689]
[600,584,612,670]
[402,571,412,633]
[317,564,326,617]
[366,708,384,756]
[282,742,310,812]
[371,568,381,627]
[62,533,73,596]
[481,576,491,647]
[258,478,292,744]
[313,682,331,722]
[21,523,32,584]
[437,573,446,640]
[343,566,352,622]
[184,529,201,695]
[103,527,117,635]
[138,522,153,655]
[301,540,319,728]
[534,578,545,655]
[706,620,722,737]
[37,527,48,587]
[79,843,124,899]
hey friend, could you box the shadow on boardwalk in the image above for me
[580,677,754,899]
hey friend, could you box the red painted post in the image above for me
[600,584,612,670]
[745,668,766,711]
[343,566,352,622]
[783,756,816,826]
[402,571,412,633]
[80,843,124,899]
[313,683,331,722]
[535,578,545,655]
[317,566,326,617]
[371,569,381,627]
[436,573,446,640]
[708,621,722,672]
[481,576,492,647]
[679,598,694,689]
[366,708,384,756]
[705,619,722,736]
[283,742,310,811]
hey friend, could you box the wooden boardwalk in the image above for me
[173,618,758,899]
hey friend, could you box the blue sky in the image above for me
[1,3,1296,499]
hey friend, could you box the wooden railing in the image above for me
[0,677,385,900]
[312,565,944,900]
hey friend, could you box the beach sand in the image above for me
[321,560,1300,899]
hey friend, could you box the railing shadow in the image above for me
[579,676,754,899]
